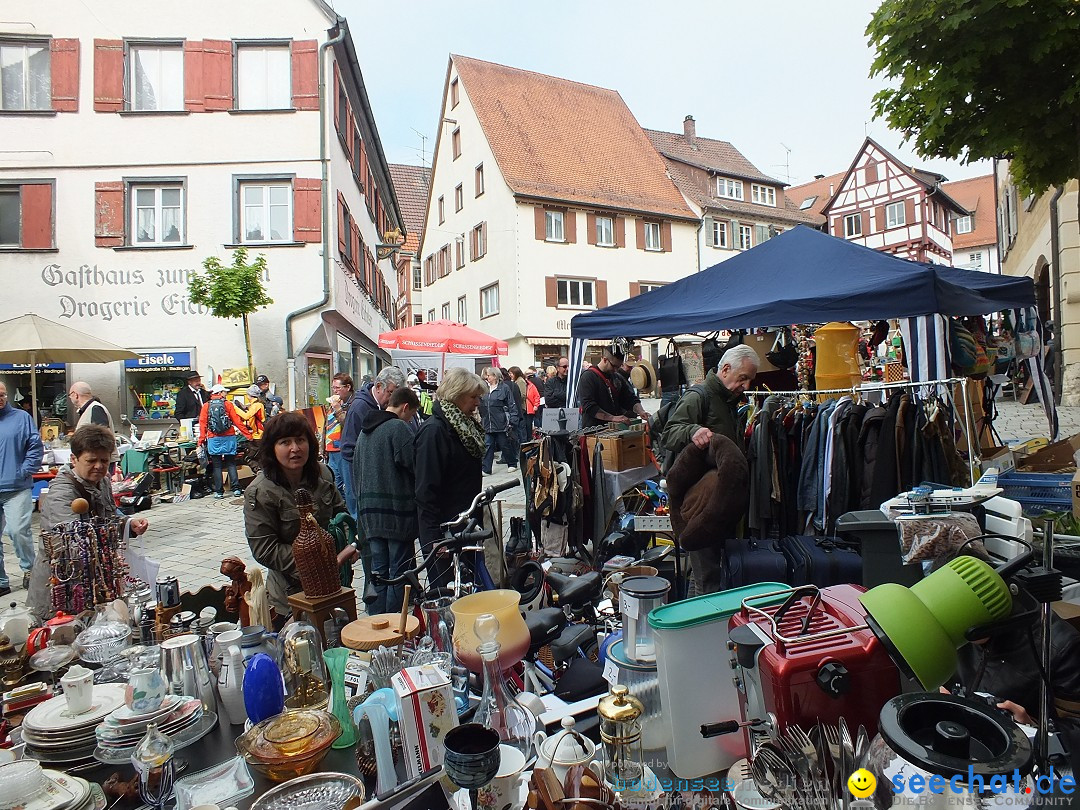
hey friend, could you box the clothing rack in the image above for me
[745,376,977,484]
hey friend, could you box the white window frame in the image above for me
[799,195,817,211]
[885,201,906,228]
[472,222,487,259]
[0,187,19,246]
[132,184,184,246]
[639,283,663,294]
[595,215,614,247]
[427,309,435,322]
[712,220,728,248]
[480,282,499,318]
[556,278,595,309]
[843,213,862,238]
[0,40,50,111]
[956,215,973,234]
[738,224,752,251]
[412,264,422,291]
[969,252,982,269]
[716,177,744,200]
[441,302,450,320]
[457,295,467,324]
[545,210,564,242]
[751,184,776,207]
[240,181,292,243]
[128,44,184,112]
[644,221,662,251]
[236,44,291,110]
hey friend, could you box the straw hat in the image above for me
[629,358,656,392]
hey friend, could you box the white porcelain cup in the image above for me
[210,621,238,636]
[190,805,221,810]
[477,745,527,810]
[60,664,94,715]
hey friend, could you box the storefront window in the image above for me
[0,363,67,422]
[306,355,331,407]
[335,334,354,379]
[124,349,195,420]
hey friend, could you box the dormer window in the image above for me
[751,184,776,207]
[799,195,817,210]
[956,215,973,234]
[716,177,743,200]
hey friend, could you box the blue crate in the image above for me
[998,470,1072,515]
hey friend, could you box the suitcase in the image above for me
[780,535,862,588]
[721,538,790,590]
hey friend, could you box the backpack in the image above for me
[651,383,707,467]
[207,399,232,434]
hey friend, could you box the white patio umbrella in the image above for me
[0,313,139,422]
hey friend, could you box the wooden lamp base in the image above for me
[287,587,358,645]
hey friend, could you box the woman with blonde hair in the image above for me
[415,367,486,586]
[479,366,520,474]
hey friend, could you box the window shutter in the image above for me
[831,216,843,238]
[534,207,546,240]
[183,41,205,112]
[596,279,608,308]
[704,216,715,246]
[94,181,124,247]
[865,162,878,183]
[875,205,885,230]
[291,40,319,110]
[661,221,672,252]
[50,39,80,112]
[861,210,869,236]
[628,282,640,297]
[333,64,341,135]
[586,213,596,246]
[635,218,645,250]
[615,216,625,248]
[202,39,233,111]
[564,210,576,244]
[352,223,362,281]
[293,178,321,243]
[337,194,347,257]
[93,39,124,112]
[905,198,916,229]
[21,183,53,249]
[545,277,558,307]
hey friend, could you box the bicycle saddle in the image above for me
[546,570,602,610]
[549,623,596,665]
[524,607,566,652]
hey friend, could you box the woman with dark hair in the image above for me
[244,412,352,617]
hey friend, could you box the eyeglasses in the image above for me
[558,364,569,369]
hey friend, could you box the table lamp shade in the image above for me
[859,556,1013,690]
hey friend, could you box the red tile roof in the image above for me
[644,128,783,186]
[451,55,695,220]
[942,174,997,249]
[783,171,845,225]
[388,163,430,254]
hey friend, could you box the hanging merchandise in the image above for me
[41,515,131,614]
[765,327,798,370]
[1014,308,1042,360]
[813,322,861,394]
[656,342,687,394]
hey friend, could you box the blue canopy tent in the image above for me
[568,226,1056,437]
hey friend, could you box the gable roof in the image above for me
[450,55,695,220]
[942,174,997,250]
[643,128,784,186]
[784,171,845,225]
[388,163,430,255]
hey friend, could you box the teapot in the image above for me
[26,611,84,655]
[0,601,37,648]
[533,716,598,784]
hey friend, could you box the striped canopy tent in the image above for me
[568,226,1056,438]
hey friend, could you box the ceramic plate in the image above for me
[97,708,203,749]
[97,699,202,743]
[23,685,126,733]
[109,694,181,724]
[94,711,218,764]
[42,771,90,810]
[20,729,99,750]
[23,741,99,764]
[251,772,364,810]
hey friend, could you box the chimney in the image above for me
[829,184,834,195]
[683,115,697,149]
[814,174,825,180]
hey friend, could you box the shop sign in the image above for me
[124,351,193,373]
[334,269,389,337]
[0,363,66,374]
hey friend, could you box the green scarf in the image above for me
[441,400,486,459]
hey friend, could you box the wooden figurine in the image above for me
[221,557,252,627]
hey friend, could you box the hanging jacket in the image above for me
[869,393,906,506]
[858,406,887,509]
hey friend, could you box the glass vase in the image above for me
[322,647,357,749]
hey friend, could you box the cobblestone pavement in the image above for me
[3,398,1074,606]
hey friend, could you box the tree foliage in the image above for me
[867,0,1080,196]
[189,248,274,376]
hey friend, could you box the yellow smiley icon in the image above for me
[847,768,877,798]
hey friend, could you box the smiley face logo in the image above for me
[847,768,877,798]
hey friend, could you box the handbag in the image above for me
[1014,309,1042,360]
[657,343,686,392]
[765,327,798,369]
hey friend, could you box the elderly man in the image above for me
[661,343,758,594]
[0,382,43,595]
[68,381,114,430]
[340,366,405,517]
[543,356,570,410]
[576,347,649,430]
[173,370,210,420]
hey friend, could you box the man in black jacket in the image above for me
[543,357,570,409]
[576,348,649,429]
[340,366,405,517]
[173,371,209,421]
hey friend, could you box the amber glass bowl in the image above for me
[234,710,341,782]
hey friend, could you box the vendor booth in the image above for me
[378,320,509,386]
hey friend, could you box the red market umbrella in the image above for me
[378,320,509,356]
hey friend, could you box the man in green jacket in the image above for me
[661,343,758,593]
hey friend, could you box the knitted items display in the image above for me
[292,489,340,599]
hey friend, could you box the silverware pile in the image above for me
[749,720,871,809]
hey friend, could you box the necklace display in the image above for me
[41,509,130,614]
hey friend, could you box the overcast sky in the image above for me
[333,0,991,189]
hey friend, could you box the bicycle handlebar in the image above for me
[439,479,519,531]
[371,529,494,587]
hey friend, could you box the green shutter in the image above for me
[704,216,715,246]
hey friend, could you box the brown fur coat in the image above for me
[666,434,749,551]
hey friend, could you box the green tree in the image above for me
[188,247,274,379]
[867,0,1080,196]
